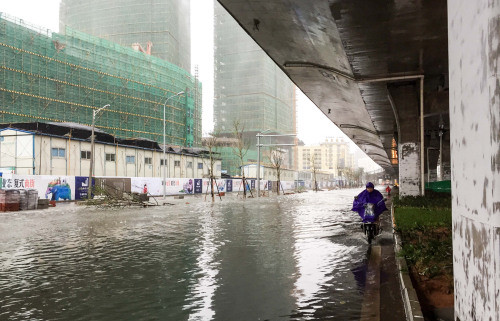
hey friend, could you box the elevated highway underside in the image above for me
[217,1,500,321]
[217,0,451,193]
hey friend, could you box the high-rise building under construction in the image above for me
[0,13,201,147]
[214,2,296,176]
[59,0,191,71]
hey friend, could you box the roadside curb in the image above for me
[391,204,425,321]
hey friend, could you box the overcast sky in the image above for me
[0,0,380,170]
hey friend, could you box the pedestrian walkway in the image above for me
[360,197,406,320]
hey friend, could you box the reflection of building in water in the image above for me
[185,210,221,320]
[211,203,297,320]
[0,123,221,178]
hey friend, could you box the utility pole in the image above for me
[88,104,110,199]
[162,91,184,198]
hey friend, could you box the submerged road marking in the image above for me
[360,245,381,321]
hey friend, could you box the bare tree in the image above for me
[269,148,285,195]
[343,167,355,188]
[353,168,365,187]
[202,131,221,202]
[310,154,319,192]
[231,120,251,198]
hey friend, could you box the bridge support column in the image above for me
[398,142,421,196]
[449,1,500,320]
[390,84,422,196]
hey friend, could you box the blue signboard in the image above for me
[226,179,233,192]
[194,179,203,194]
[75,177,94,200]
[251,180,255,190]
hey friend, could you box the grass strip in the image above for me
[394,207,452,231]
[394,206,453,282]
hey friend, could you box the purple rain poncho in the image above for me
[352,188,388,222]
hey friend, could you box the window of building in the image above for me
[174,160,180,167]
[198,162,203,169]
[145,157,152,165]
[81,151,91,160]
[187,161,193,168]
[106,153,116,162]
[51,148,65,158]
[126,156,135,164]
[160,159,167,166]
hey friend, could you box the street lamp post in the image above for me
[162,91,184,198]
[256,129,271,198]
[88,104,110,199]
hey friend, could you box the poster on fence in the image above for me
[226,179,233,192]
[194,179,203,194]
[233,179,243,192]
[215,179,226,193]
[75,177,94,200]
[131,177,201,196]
[281,181,294,190]
[1,174,75,200]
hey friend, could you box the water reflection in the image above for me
[0,190,368,321]
[186,207,221,321]
[289,192,367,320]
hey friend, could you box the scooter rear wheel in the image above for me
[367,225,374,244]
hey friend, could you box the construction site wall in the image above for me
[0,13,202,147]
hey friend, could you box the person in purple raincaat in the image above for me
[352,182,388,223]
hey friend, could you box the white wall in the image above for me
[1,131,220,179]
[0,129,34,175]
[449,1,500,320]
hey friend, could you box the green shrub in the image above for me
[394,207,452,231]
[393,191,451,209]
[395,206,453,282]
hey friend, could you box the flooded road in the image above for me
[0,190,380,320]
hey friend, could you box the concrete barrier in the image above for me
[391,204,425,321]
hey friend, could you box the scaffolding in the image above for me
[59,0,191,71]
[0,13,202,147]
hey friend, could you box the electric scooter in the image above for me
[356,198,387,244]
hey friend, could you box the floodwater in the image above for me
[0,189,373,321]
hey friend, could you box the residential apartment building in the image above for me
[297,138,355,176]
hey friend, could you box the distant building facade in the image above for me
[213,2,296,176]
[241,164,333,183]
[59,0,191,71]
[297,138,354,176]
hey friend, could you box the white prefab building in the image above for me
[0,123,221,179]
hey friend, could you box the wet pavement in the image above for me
[0,189,405,320]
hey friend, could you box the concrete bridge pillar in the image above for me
[389,84,422,196]
[449,1,500,320]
